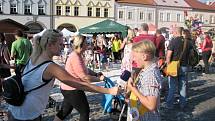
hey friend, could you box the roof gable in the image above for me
[103,2,111,8]
[74,0,81,6]
[95,1,103,7]
[56,0,64,5]
[38,0,47,5]
[65,0,73,5]
[86,1,95,7]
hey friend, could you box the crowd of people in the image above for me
[0,22,214,121]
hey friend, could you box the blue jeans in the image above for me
[166,66,188,108]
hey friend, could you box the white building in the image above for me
[54,0,115,32]
[155,0,191,29]
[115,0,215,31]
[115,1,156,29]
[185,0,215,31]
[0,0,53,33]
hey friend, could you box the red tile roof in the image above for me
[210,2,215,7]
[185,0,215,11]
[116,0,156,5]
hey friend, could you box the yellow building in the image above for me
[54,0,115,32]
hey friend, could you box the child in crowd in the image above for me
[98,45,108,71]
[127,40,162,121]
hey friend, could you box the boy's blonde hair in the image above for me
[132,40,156,59]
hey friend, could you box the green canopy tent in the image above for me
[79,19,128,37]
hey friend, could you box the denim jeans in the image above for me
[166,66,188,108]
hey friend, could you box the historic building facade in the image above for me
[0,0,52,33]
[54,0,115,32]
[115,1,156,30]
[115,0,215,31]
[185,0,215,31]
[0,0,214,33]
[0,0,115,33]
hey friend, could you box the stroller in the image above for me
[101,77,127,121]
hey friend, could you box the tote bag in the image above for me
[166,61,180,77]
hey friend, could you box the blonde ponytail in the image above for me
[31,29,63,62]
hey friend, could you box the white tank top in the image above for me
[9,60,54,120]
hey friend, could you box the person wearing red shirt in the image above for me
[132,23,156,68]
[201,32,213,74]
[155,29,165,58]
[133,23,156,44]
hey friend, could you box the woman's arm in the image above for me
[166,50,172,64]
[120,38,127,50]
[45,63,118,95]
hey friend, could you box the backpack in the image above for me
[188,46,199,67]
[2,60,53,106]
[0,44,11,78]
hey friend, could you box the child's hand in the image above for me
[127,77,135,91]
[125,91,131,103]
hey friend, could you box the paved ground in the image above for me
[1,62,215,121]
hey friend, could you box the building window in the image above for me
[96,8,100,17]
[104,8,108,17]
[167,13,171,21]
[74,7,79,16]
[210,16,215,24]
[56,6,61,15]
[119,11,123,19]
[10,4,17,14]
[88,7,92,16]
[176,13,181,22]
[139,12,144,20]
[24,4,31,15]
[160,13,164,21]
[200,15,204,22]
[128,11,132,20]
[65,6,70,16]
[38,5,45,15]
[148,13,153,21]
[0,3,2,13]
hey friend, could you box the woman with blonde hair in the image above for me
[121,28,135,73]
[8,29,119,121]
[55,35,108,121]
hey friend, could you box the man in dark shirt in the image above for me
[165,27,190,110]
[155,29,165,58]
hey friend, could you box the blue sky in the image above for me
[199,0,213,3]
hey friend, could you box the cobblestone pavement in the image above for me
[1,62,215,121]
